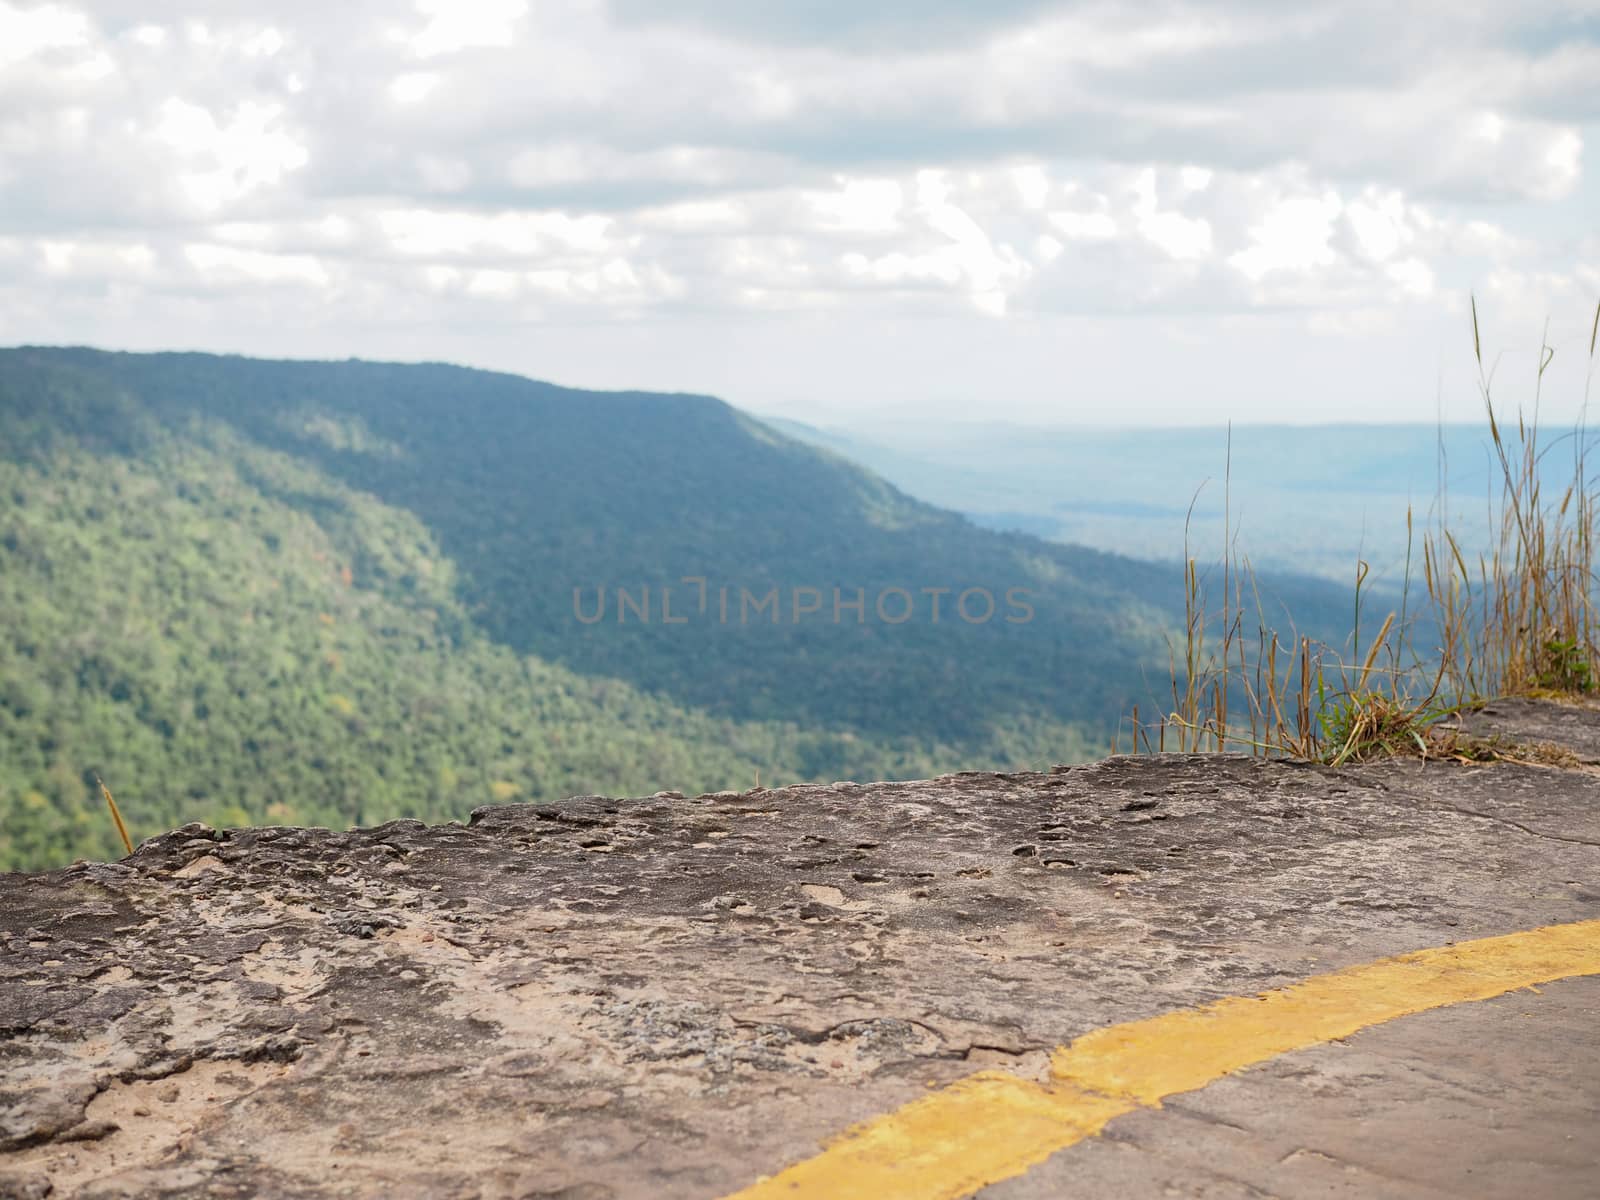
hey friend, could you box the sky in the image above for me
[1,0,1598,427]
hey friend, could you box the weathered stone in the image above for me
[1453,696,1600,762]
[1,705,1598,1196]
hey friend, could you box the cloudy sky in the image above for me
[2,1,1597,426]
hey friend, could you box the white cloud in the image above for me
[1387,257,1434,297]
[1229,192,1341,280]
[389,72,438,104]
[0,2,90,69]
[1050,206,1118,241]
[804,178,905,235]
[184,242,329,288]
[0,0,1595,422]
[1132,168,1212,260]
[406,0,527,58]
[31,237,155,280]
[377,208,614,258]
[154,98,308,212]
[1342,190,1409,261]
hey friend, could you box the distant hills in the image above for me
[0,348,1354,869]
[767,417,1536,586]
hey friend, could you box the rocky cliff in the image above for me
[2,700,1598,1199]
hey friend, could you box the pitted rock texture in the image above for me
[1453,695,1600,763]
[2,704,1599,1199]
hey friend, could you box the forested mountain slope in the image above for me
[0,348,1349,868]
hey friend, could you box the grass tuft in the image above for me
[1123,295,1600,765]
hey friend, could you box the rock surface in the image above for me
[3,704,1599,1198]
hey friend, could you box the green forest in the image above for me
[0,348,1353,870]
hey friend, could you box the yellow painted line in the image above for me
[723,918,1600,1200]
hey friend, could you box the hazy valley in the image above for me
[770,418,1551,589]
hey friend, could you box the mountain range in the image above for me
[0,347,1355,869]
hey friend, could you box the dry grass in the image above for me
[1425,297,1600,700]
[1117,296,1600,766]
[95,772,135,856]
